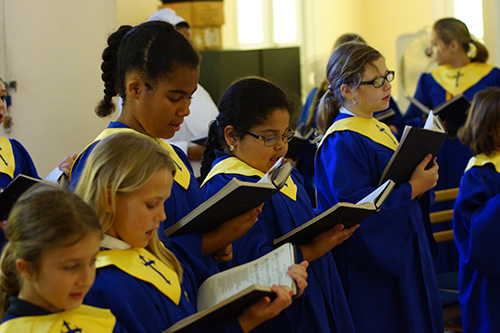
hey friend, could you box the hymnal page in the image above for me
[197,243,295,311]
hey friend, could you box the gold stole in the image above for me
[431,63,495,97]
[318,116,398,152]
[465,152,500,173]
[72,127,191,189]
[0,305,116,333]
[201,156,297,201]
[97,247,181,305]
[0,136,15,179]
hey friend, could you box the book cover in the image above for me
[164,158,293,237]
[164,243,297,333]
[407,94,470,138]
[0,174,42,220]
[378,112,447,186]
[286,125,315,160]
[273,180,395,247]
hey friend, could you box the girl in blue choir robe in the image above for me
[453,87,500,333]
[403,18,500,275]
[0,184,124,333]
[69,21,260,274]
[315,42,443,333]
[200,77,357,333]
[76,131,303,332]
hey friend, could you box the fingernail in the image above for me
[255,208,262,214]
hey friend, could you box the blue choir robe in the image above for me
[403,63,500,274]
[0,297,124,333]
[296,87,403,206]
[0,137,39,245]
[85,238,242,333]
[69,122,218,276]
[315,113,443,333]
[201,152,355,333]
[453,153,500,333]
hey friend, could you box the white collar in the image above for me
[100,234,131,250]
[340,106,356,116]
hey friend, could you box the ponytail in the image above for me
[303,79,329,134]
[316,89,340,134]
[200,120,223,183]
[0,243,19,319]
[96,25,133,118]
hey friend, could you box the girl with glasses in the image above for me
[315,42,443,332]
[200,77,356,333]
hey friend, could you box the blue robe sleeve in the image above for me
[10,139,39,179]
[69,141,99,189]
[454,165,500,274]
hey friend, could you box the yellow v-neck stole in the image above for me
[97,247,181,305]
[318,116,398,152]
[431,63,494,97]
[0,305,116,333]
[0,136,15,179]
[465,152,500,173]
[202,156,297,201]
[73,127,191,189]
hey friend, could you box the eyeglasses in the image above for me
[359,71,395,88]
[245,128,295,147]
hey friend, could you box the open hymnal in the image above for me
[164,158,293,237]
[378,111,447,186]
[273,179,395,247]
[164,243,297,333]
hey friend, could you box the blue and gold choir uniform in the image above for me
[201,152,355,333]
[315,112,442,333]
[70,122,217,275]
[0,137,39,190]
[403,63,500,192]
[403,63,500,274]
[0,297,123,333]
[85,236,242,332]
[453,153,500,333]
[0,137,39,245]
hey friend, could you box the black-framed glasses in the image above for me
[359,71,395,88]
[246,128,295,147]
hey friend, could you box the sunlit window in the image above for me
[237,0,264,44]
[454,0,483,38]
[273,0,297,43]
[237,0,299,46]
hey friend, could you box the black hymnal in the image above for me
[273,180,395,247]
[164,158,293,237]
[379,112,447,186]
[0,174,42,220]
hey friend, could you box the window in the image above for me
[454,0,483,38]
[236,0,299,47]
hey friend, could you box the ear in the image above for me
[126,77,143,100]
[340,83,355,101]
[449,39,460,52]
[16,258,35,281]
[224,125,239,148]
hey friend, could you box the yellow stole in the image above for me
[465,152,500,173]
[96,247,181,305]
[318,116,398,152]
[72,127,191,189]
[431,63,495,97]
[201,156,297,201]
[0,305,116,333]
[0,136,15,179]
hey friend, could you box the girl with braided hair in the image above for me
[69,21,262,276]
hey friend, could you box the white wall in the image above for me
[1,0,117,177]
